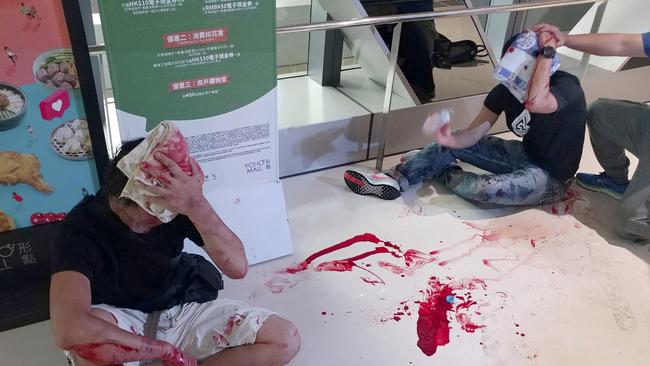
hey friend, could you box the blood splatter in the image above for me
[530,239,536,248]
[550,189,584,215]
[11,192,22,202]
[482,257,519,273]
[361,277,383,285]
[456,313,485,333]
[314,247,398,272]
[69,340,196,365]
[434,224,504,267]
[482,259,499,272]
[282,233,389,274]
[271,233,506,358]
[416,277,487,356]
[265,277,297,294]
[404,249,438,268]
[462,221,500,242]
[416,277,454,356]
[213,314,246,347]
[378,261,414,276]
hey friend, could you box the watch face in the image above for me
[543,46,556,58]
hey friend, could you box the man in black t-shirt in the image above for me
[49,139,300,366]
[344,32,587,206]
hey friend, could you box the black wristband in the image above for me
[541,45,556,59]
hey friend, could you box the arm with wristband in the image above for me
[524,31,559,114]
[531,23,649,58]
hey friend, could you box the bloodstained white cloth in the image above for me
[117,121,204,223]
[493,31,560,103]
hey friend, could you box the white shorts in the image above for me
[65,298,275,366]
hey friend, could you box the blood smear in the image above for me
[416,277,455,356]
[282,233,385,274]
[416,277,487,356]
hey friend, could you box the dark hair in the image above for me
[103,138,144,197]
[501,33,522,58]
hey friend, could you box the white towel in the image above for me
[494,31,560,103]
[117,121,204,223]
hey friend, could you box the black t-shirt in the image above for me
[51,192,223,313]
[484,70,587,181]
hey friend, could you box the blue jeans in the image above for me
[391,136,567,206]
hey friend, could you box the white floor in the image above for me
[1,133,648,366]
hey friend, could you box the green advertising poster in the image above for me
[99,0,292,265]
[99,0,276,131]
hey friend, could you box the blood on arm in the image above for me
[69,338,197,366]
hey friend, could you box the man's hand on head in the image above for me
[138,152,209,217]
[538,31,558,49]
[531,23,565,47]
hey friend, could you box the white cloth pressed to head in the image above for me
[117,121,203,223]
[493,31,560,103]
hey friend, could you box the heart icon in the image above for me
[40,89,70,121]
[52,100,63,112]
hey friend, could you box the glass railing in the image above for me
[84,0,609,173]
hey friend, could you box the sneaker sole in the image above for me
[576,179,624,200]
[344,170,401,200]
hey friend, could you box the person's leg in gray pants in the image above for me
[587,98,650,241]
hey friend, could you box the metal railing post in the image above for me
[579,1,608,81]
[375,22,402,171]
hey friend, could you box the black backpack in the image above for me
[431,33,489,69]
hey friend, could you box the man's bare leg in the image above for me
[201,315,300,366]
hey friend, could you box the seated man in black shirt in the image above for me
[49,139,300,366]
[344,32,587,206]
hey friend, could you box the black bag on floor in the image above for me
[432,33,488,69]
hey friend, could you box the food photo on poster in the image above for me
[0,0,101,235]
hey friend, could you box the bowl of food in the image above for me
[33,48,79,89]
[50,118,93,160]
[0,82,27,130]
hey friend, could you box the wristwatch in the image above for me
[541,45,556,59]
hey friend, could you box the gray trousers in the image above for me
[588,98,650,241]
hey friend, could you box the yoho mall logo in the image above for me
[245,159,271,174]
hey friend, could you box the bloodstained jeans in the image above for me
[391,136,568,206]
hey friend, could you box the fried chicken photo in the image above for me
[0,210,15,232]
[0,152,54,193]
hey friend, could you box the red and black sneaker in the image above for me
[343,170,401,200]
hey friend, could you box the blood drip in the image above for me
[416,277,454,356]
